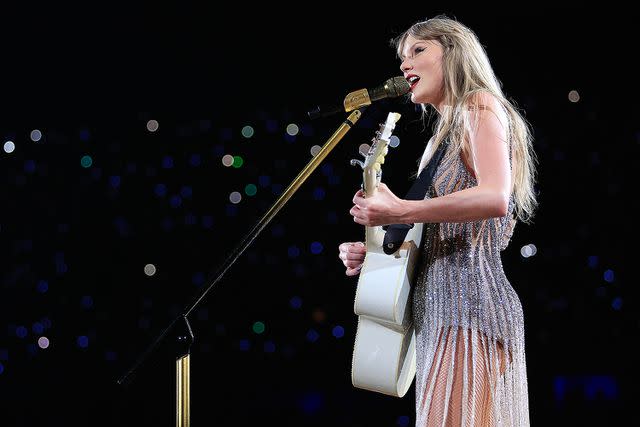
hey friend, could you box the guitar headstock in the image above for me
[351,112,401,196]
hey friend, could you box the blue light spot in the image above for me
[192,309,207,323]
[161,217,174,231]
[16,326,28,339]
[288,245,301,258]
[189,154,201,167]
[553,376,567,402]
[271,224,285,237]
[155,183,167,197]
[612,297,622,311]
[584,375,618,400]
[264,341,276,353]
[290,296,302,309]
[201,215,213,228]
[162,156,174,169]
[271,184,283,195]
[212,144,224,156]
[37,280,49,293]
[81,295,93,309]
[299,391,324,414]
[109,175,121,189]
[180,186,193,199]
[397,415,410,427]
[306,329,319,343]
[138,318,151,330]
[26,344,37,356]
[327,211,338,224]
[328,175,341,185]
[32,322,44,334]
[226,204,238,217]
[258,175,271,187]
[588,255,598,268]
[79,129,90,141]
[332,325,345,338]
[192,272,205,287]
[170,195,182,208]
[0,362,4,375]
[310,241,323,254]
[604,269,614,283]
[24,160,36,173]
[220,128,233,141]
[312,187,326,200]
[185,213,197,225]
[105,351,117,361]
[77,336,89,348]
[239,339,250,351]
[266,120,278,133]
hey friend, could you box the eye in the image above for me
[414,47,425,55]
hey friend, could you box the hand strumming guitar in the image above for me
[338,242,367,276]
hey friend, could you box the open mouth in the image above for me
[407,75,420,91]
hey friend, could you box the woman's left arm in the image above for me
[351,96,511,226]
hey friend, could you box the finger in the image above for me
[345,266,362,276]
[344,252,365,261]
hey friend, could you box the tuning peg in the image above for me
[350,159,364,169]
[358,143,370,158]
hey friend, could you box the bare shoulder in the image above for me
[465,91,508,130]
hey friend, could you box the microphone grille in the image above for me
[386,76,411,97]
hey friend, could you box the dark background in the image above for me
[1,4,637,427]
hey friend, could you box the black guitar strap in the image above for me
[382,140,449,255]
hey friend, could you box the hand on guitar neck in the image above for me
[338,241,366,276]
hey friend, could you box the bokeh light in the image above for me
[144,264,157,276]
[147,119,159,132]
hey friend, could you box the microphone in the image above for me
[307,76,410,120]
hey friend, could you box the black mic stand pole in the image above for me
[116,107,367,427]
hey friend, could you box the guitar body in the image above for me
[350,112,419,397]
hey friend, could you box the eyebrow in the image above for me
[400,41,428,60]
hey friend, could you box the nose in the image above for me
[400,58,412,73]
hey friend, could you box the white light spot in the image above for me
[229,191,242,204]
[389,135,400,148]
[222,154,234,167]
[38,336,50,349]
[144,264,157,276]
[310,145,322,157]
[30,130,42,142]
[286,123,299,136]
[147,120,159,132]
[568,90,580,103]
[4,141,15,153]
[527,243,537,256]
[520,245,533,258]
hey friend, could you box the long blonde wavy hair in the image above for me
[393,16,538,223]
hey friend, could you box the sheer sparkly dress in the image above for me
[412,141,529,427]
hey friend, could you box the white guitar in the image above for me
[350,112,423,398]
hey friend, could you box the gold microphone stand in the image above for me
[117,108,365,427]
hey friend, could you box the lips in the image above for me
[406,74,420,91]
